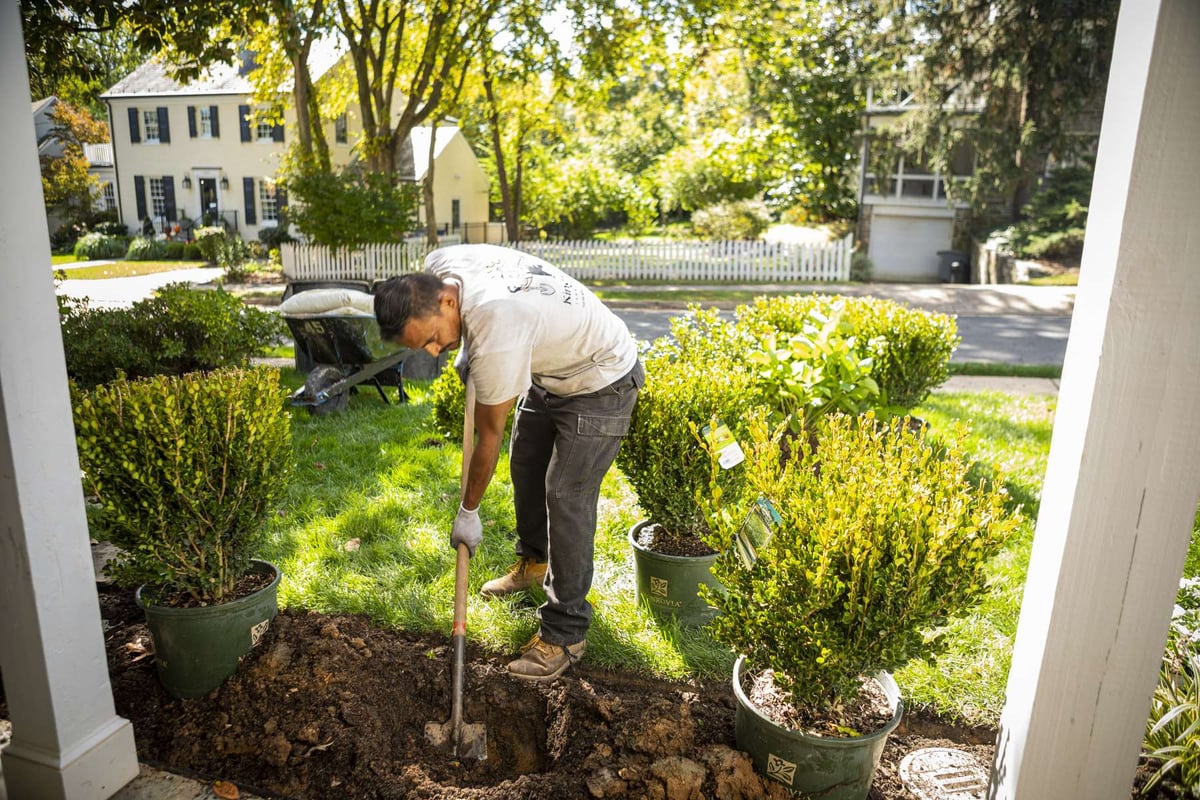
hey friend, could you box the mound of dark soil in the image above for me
[87,585,1014,800]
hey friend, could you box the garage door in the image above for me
[867,212,954,281]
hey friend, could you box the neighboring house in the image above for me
[856,87,977,282]
[99,51,489,241]
[857,86,1103,282]
[33,96,116,233]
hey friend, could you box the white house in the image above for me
[98,51,490,241]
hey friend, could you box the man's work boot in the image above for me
[507,634,586,682]
[479,557,547,598]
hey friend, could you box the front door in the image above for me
[199,178,218,225]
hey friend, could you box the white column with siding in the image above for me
[992,0,1200,796]
[0,2,139,798]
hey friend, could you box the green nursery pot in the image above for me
[733,655,903,799]
[629,520,720,627]
[137,559,280,699]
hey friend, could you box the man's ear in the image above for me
[439,284,458,311]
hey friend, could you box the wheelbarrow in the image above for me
[280,286,413,415]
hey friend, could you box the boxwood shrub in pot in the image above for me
[616,311,759,624]
[698,411,1020,798]
[74,367,293,698]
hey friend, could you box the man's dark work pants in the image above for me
[508,361,644,646]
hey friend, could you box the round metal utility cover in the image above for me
[898,747,990,800]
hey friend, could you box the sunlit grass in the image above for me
[262,375,1095,722]
[57,260,210,279]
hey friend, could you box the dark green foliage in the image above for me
[736,295,958,410]
[699,412,1020,712]
[93,220,130,237]
[73,368,292,604]
[183,243,203,260]
[59,284,286,388]
[258,224,296,249]
[194,227,249,268]
[125,235,170,261]
[1003,165,1094,262]
[617,353,758,542]
[73,232,127,260]
[165,241,186,259]
[286,165,419,249]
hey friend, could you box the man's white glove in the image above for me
[454,347,469,385]
[451,503,482,556]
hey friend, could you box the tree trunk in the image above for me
[424,120,439,246]
[483,76,519,243]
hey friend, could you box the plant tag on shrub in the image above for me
[701,422,745,469]
[734,497,781,569]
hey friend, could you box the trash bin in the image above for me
[937,250,970,283]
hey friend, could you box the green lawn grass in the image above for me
[57,260,210,279]
[261,372,1064,725]
[52,254,79,266]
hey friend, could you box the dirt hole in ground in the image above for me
[5,584,1131,799]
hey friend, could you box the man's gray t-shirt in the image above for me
[424,244,637,405]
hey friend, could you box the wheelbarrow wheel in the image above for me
[304,365,349,416]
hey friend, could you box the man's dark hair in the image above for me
[374,273,445,342]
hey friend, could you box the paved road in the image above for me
[52,268,1074,366]
[615,308,1072,366]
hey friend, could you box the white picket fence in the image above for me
[280,234,853,283]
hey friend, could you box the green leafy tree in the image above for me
[40,102,110,225]
[877,0,1119,222]
[736,0,881,221]
[329,0,500,178]
[287,165,419,248]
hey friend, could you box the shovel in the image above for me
[425,378,488,762]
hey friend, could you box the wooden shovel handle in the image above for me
[454,378,476,633]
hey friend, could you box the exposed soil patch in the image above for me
[634,521,717,558]
[0,585,1170,798]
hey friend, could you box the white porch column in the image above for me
[992,0,1200,797]
[0,1,139,798]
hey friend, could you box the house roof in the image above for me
[32,96,56,115]
[408,126,459,181]
[101,37,346,99]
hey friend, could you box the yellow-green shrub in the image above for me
[699,411,1021,714]
[736,295,959,410]
[74,367,292,604]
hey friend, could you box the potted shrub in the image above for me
[616,308,759,625]
[74,367,293,698]
[698,411,1020,798]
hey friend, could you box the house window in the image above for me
[142,109,160,143]
[102,182,117,211]
[256,120,275,141]
[199,107,214,138]
[149,177,166,218]
[259,180,279,222]
[335,113,348,144]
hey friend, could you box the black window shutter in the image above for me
[157,107,170,143]
[210,106,220,138]
[163,177,177,222]
[128,107,140,143]
[187,106,197,138]
[272,123,284,143]
[134,176,146,220]
[277,187,288,216]
[243,177,257,224]
[239,105,251,142]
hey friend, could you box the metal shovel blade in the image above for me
[424,717,488,762]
